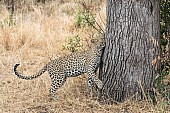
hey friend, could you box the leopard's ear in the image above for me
[90,37,103,44]
[90,38,99,44]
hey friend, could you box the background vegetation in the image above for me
[0,0,169,112]
[156,0,170,106]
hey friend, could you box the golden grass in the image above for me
[0,1,169,113]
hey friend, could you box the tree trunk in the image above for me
[99,0,160,103]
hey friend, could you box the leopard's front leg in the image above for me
[87,69,103,93]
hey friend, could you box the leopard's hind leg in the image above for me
[49,72,66,101]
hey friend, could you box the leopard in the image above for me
[13,38,105,101]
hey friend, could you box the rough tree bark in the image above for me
[99,0,160,103]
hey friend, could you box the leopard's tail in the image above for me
[13,63,47,80]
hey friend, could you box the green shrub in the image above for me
[62,35,83,53]
[75,10,95,28]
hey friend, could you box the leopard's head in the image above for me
[90,36,105,55]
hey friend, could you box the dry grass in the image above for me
[0,1,169,113]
